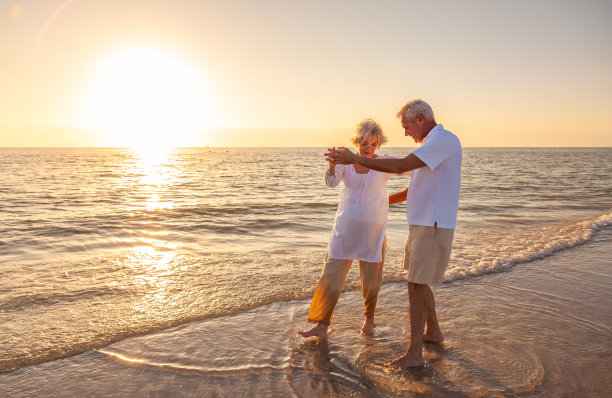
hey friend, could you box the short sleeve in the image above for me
[412,131,460,171]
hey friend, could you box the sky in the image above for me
[1,0,611,147]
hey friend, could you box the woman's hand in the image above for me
[325,147,357,165]
[326,147,337,175]
[328,161,336,176]
[389,188,408,205]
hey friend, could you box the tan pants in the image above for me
[307,249,385,326]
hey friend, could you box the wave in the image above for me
[1,287,124,312]
[443,212,612,282]
[2,201,334,232]
[95,349,288,377]
[2,212,610,373]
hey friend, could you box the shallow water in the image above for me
[1,228,610,397]
[1,147,611,395]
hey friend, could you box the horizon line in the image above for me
[1,146,611,149]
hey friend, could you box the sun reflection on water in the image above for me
[123,247,180,322]
[131,146,177,210]
[116,147,190,320]
[126,146,181,271]
[146,193,174,211]
[134,145,174,169]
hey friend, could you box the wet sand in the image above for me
[1,229,611,397]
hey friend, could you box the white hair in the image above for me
[396,99,435,122]
[351,119,388,147]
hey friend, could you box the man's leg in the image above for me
[423,284,444,343]
[385,281,431,368]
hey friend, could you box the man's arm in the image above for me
[325,147,426,174]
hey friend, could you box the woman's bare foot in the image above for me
[383,351,425,368]
[360,317,376,335]
[297,323,328,338]
[423,330,444,344]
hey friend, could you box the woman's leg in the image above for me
[298,255,352,338]
[358,243,385,335]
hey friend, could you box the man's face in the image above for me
[401,115,424,143]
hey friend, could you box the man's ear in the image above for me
[415,114,425,125]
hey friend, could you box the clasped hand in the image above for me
[324,147,356,165]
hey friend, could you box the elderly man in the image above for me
[325,99,461,368]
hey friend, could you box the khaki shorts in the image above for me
[403,224,454,285]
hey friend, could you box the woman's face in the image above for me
[358,137,379,158]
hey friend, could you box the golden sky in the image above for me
[1,0,611,147]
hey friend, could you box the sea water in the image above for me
[1,147,611,396]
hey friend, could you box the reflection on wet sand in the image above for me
[289,338,379,397]
[289,336,483,397]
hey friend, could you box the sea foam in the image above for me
[444,212,612,282]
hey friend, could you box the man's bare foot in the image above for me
[423,331,444,343]
[383,352,425,369]
[360,318,376,335]
[297,323,328,338]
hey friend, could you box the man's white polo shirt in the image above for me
[407,124,462,229]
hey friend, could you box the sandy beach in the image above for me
[2,228,610,397]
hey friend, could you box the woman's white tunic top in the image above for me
[325,155,395,262]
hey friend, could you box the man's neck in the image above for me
[422,121,438,141]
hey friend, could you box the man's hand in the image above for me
[324,147,357,165]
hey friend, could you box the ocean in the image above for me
[1,147,611,397]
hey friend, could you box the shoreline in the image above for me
[1,229,611,397]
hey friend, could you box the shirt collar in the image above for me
[421,124,444,145]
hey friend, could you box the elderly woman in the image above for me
[298,119,406,338]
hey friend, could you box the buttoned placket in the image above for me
[357,169,369,207]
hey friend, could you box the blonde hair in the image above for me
[351,119,388,147]
[396,99,435,122]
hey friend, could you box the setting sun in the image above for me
[86,46,212,149]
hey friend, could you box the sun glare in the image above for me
[87,46,212,151]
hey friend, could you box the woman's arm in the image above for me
[328,162,336,176]
[389,188,408,205]
[324,161,342,187]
